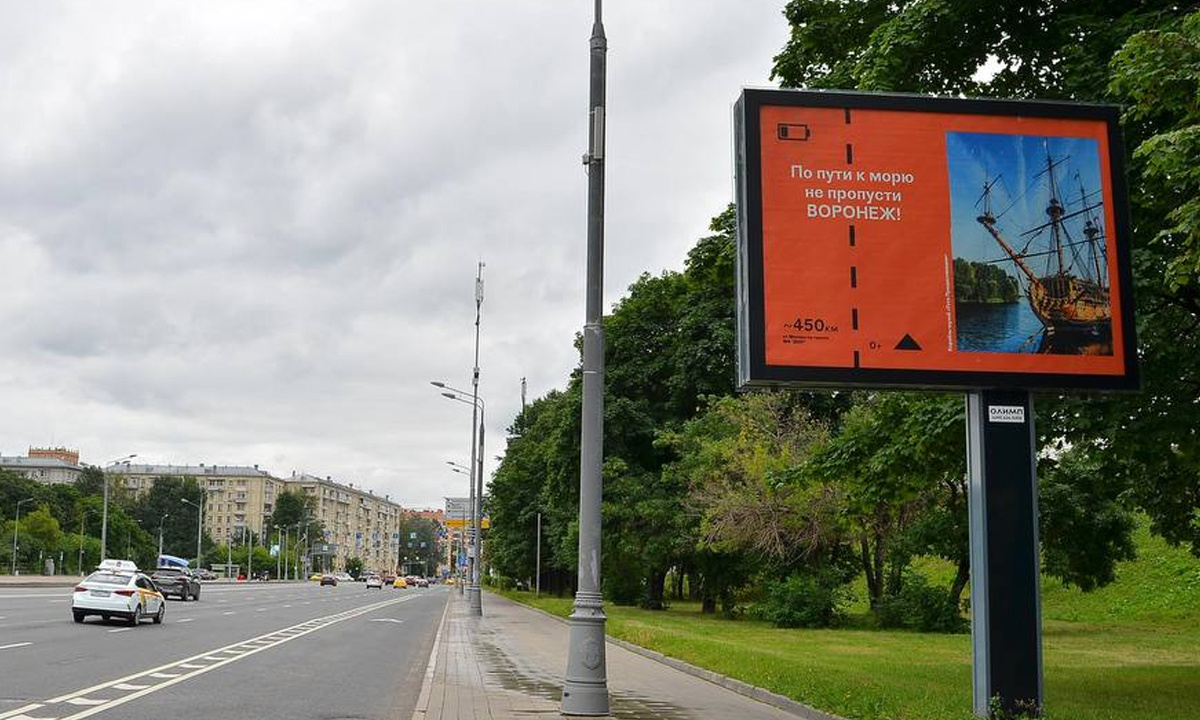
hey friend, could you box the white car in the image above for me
[365,575,383,589]
[72,560,165,626]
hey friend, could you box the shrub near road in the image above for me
[498,523,1200,720]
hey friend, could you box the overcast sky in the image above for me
[0,1,787,509]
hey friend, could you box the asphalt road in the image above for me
[0,581,448,720]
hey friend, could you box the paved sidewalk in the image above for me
[412,591,810,720]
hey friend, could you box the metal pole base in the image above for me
[466,585,483,616]
[562,591,609,716]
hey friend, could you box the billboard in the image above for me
[735,89,1138,390]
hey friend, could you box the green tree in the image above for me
[345,556,364,579]
[771,0,1200,576]
[132,476,211,560]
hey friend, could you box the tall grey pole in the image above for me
[563,0,609,714]
[536,512,541,599]
[12,498,32,575]
[78,511,86,575]
[473,410,485,612]
[100,473,109,562]
[196,495,203,571]
[466,261,485,616]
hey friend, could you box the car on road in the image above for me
[335,572,353,583]
[415,577,430,588]
[150,566,201,601]
[72,560,165,626]
[382,573,396,585]
[392,576,408,589]
[319,573,338,587]
[196,569,217,581]
[365,575,383,589]
[309,573,323,582]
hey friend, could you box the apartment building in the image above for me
[287,473,403,573]
[0,447,84,484]
[115,463,284,542]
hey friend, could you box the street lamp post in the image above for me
[564,0,610,713]
[275,525,282,580]
[100,454,137,562]
[436,384,486,616]
[78,508,92,575]
[11,498,33,575]
[157,513,170,559]
[448,466,470,594]
[180,497,203,571]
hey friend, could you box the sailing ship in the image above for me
[973,141,1112,353]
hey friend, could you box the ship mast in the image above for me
[1044,144,1067,275]
[977,179,1042,289]
[1077,176,1104,283]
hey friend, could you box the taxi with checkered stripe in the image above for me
[72,559,166,626]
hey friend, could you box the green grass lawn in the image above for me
[495,524,1200,720]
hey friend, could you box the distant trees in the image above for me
[953,259,1020,304]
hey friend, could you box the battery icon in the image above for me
[777,123,811,141]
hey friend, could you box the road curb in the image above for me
[410,590,452,720]
[487,592,847,720]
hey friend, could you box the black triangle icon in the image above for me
[895,334,922,351]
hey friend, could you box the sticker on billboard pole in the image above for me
[734,89,1138,391]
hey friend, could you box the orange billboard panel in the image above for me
[734,90,1138,391]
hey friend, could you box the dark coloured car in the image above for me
[320,574,338,587]
[149,567,201,601]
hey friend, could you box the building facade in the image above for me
[0,447,84,484]
[286,473,404,573]
[115,464,284,543]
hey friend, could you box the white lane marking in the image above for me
[222,611,236,616]
[178,663,205,669]
[255,608,267,612]
[0,706,45,720]
[0,642,32,650]
[369,618,405,624]
[0,593,71,600]
[106,628,131,634]
[39,594,421,719]
[64,698,106,706]
[176,618,194,624]
[283,604,292,608]
[110,684,148,691]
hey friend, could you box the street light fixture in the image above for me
[157,513,170,559]
[180,497,203,570]
[11,497,34,575]
[100,453,137,562]
[77,507,93,575]
[437,384,486,616]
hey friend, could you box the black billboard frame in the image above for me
[734,88,1140,392]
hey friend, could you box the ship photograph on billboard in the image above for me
[734,89,1138,391]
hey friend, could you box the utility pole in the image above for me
[563,0,609,714]
[158,513,170,559]
[521,377,527,412]
[536,511,542,599]
[466,261,485,617]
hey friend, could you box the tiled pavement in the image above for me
[411,590,811,720]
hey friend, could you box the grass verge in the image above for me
[493,527,1200,720]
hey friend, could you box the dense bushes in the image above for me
[750,572,845,628]
[875,574,967,633]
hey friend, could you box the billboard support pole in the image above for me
[966,390,1043,717]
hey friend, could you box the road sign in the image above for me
[734,89,1138,391]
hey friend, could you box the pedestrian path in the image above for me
[412,590,817,720]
